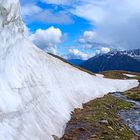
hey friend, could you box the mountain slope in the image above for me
[0,1,138,140]
[80,49,140,73]
[67,59,85,65]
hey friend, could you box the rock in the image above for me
[61,134,76,140]
[99,119,109,124]
[102,130,108,134]
[90,134,97,138]
[107,126,114,131]
[52,135,60,140]
[75,127,86,132]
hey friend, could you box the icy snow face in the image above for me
[0,0,24,112]
[0,0,23,30]
[0,0,139,140]
[0,0,23,61]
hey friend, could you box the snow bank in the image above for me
[123,74,137,78]
[0,0,138,140]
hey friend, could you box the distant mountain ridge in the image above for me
[79,49,140,73]
[104,49,140,60]
[67,59,85,65]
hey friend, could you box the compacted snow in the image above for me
[0,0,138,140]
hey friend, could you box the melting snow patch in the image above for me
[95,74,104,78]
[123,74,137,78]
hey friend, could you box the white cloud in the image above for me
[95,47,110,55]
[29,26,62,54]
[65,47,110,60]
[78,31,96,44]
[78,31,97,49]
[100,47,110,54]
[72,1,108,24]
[21,5,73,25]
[68,49,90,60]
[29,10,73,24]
[78,30,110,49]
[21,1,73,25]
[21,3,42,17]
[72,0,140,50]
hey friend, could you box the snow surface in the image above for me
[123,74,137,77]
[0,0,139,140]
[95,74,104,78]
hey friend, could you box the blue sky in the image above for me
[20,0,140,60]
[27,14,92,52]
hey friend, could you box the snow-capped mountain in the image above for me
[80,49,140,73]
[0,0,138,140]
[105,49,140,60]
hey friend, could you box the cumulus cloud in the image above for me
[29,26,62,54]
[72,0,140,50]
[78,30,111,49]
[78,31,96,44]
[67,49,90,60]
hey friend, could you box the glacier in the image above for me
[0,0,138,140]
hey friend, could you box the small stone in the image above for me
[52,135,60,140]
[90,134,97,138]
[75,127,86,132]
[119,128,123,132]
[99,119,109,124]
[115,136,120,139]
[107,126,114,131]
[102,131,108,134]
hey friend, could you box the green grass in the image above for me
[102,71,140,102]
[61,94,134,140]
[102,70,140,80]
[124,86,140,101]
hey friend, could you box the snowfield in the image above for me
[0,0,139,140]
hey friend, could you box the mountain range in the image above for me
[69,49,140,73]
